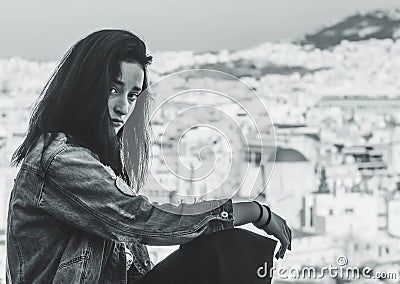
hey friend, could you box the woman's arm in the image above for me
[40,137,290,254]
[40,144,234,246]
[232,201,261,226]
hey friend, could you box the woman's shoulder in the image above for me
[45,132,100,160]
[24,132,99,168]
[39,132,76,155]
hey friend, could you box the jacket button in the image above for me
[220,211,229,218]
[144,259,151,267]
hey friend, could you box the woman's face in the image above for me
[108,61,145,134]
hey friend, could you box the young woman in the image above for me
[6,29,292,283]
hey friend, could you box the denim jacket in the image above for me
[6,132,235,283]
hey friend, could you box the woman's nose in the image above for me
[114,96,129,115]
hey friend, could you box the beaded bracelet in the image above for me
[252,201,272,228]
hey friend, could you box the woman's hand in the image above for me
[232,201,292,259]
[260,210,292,260]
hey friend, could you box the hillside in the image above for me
[301,9,400,49]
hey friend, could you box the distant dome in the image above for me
[268,147,308,162]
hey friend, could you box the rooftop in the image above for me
[268,147,308,162]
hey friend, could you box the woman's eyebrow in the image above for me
[112,79,124,86]
[112,80,142,92]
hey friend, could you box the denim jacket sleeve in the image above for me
[40,144,235,245]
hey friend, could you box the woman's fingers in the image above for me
[276,240,289,259]
[284,226,292,251]
[276,233,290,259]
[278,224,291,259]
[265,211,292,259]
[282,239,290,258]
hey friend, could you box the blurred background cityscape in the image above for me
[1,3,400,284]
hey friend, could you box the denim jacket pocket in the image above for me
[53,250,91,284]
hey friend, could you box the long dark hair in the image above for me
[12,29,153,191]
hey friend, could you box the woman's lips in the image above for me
[111,119,124,125]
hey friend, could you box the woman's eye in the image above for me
[128,93,138,101]
[110,87,118,94]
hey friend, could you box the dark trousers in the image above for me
[137,228,277,284]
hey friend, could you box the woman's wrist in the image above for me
[252,201,272,228]
[232,201,261,226]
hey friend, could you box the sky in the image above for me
[1,0,400,61]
